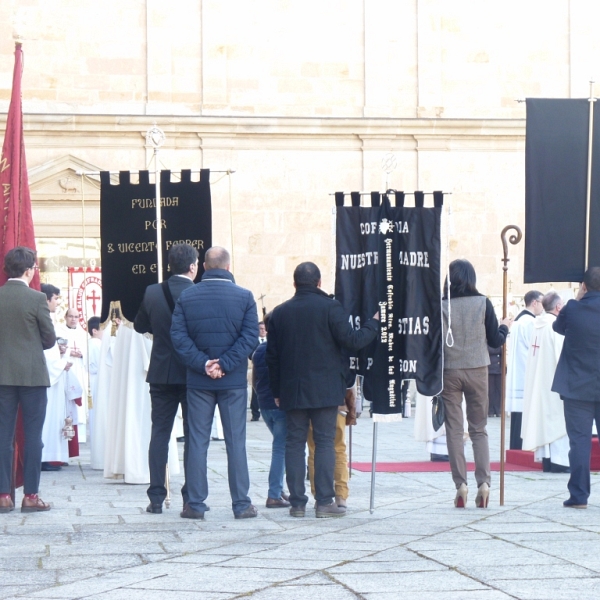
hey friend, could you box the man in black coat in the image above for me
[552,266,600,508]
[266,262,379,518]
[134,243,198,514]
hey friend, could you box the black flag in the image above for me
[335,194,443,415]
[525,99,600,282]
[100,169,212,321]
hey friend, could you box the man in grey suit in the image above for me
[0,247,56,513]
[134,243,199,514]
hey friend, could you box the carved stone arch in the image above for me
[28,155,117,237]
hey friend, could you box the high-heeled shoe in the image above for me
[454,483,468,508]
[475,482,490,508]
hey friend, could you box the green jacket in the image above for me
[0,280,56,387]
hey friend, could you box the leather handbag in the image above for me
[431,395,445,431]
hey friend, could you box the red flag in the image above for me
[0,42,39,288]
[0,43,37,493]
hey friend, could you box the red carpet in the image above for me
[350,461,534,473]
[507,438,600,471]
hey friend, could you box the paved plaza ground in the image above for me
[1,413,599,600]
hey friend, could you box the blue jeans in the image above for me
[261,408,287,499]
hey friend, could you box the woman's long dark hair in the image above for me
[443,259,480,298]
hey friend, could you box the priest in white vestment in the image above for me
[505,290,544,449]
[57,308,89,447]
[103,322,179,484]
[522,291,570,471]
[41,341,70,466]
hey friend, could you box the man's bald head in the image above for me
[204,247,231,271]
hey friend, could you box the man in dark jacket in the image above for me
[134,243,198,515]
[552,266,600,509]
[0,247,56,513]
[266,262,379,518]
[171,246,259,520]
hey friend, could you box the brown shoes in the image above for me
[335,495,347,508]
[316,502,346,518]
[266,496,291,508]
[0,495,14,513]
[21,495,51,513]
[234,504,258,519]
[180,504,205,519]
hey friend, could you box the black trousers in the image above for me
[488,374,502,416]
[147,383,188,505]
[0,385,47,495]
[250,388,260,420]
[509,412,523,450]
[563,398,600,505]
[285,406,338,507]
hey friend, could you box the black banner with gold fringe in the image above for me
[100,169,211,321]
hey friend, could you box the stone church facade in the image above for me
[1,0,597,308]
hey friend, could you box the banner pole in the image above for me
[145,125,170,507]
[585,80,596,270]
[499,225,522,506]
[369,421,378,514]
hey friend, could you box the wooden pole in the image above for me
[499,225,522,506]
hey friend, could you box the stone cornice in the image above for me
[0,113,526,139]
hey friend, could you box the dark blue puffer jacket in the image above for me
[171,269,259,390]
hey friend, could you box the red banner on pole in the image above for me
[0,43,37,493]
[0,43,38,288]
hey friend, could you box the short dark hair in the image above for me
[445,259,479,297]
[542,291,562,312]
[3,246,36,278]
[262,313,271,331]
[41,283,60,301]
[88,316,101,335]
[168,243,199,276]
[524,290,543,307]
[293,262,321,287]
[583,266,600,292]
[204,246,230,270]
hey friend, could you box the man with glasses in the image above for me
[506,289,544,450]
[0,247,56,513]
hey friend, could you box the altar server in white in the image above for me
[90,316,117,470]
[86,316,103,448]
[522,291,570,472]
[103,321,179,484]
[505,290,543,449]
[41,338,71,467]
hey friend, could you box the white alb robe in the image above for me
[87,336,102,449]
[57,324,89,442]
[414,390,468,456]
[521,312,569,466]
[103,325,180,484]
[41,344,70,463]
[505,312,535,413]
[91,326,117,470]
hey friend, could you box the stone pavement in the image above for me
[1,414,599,600]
